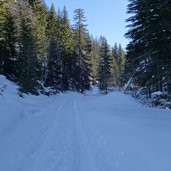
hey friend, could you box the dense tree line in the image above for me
[125,0,171,96]
[0,0,125,94]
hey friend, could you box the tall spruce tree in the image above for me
[110,47,119,86]
[117,44,125,86]
[90,37,100,84]
[0,0,7,74]
[45,36,62,91]
[98,36,112,94]
[31,0,48,60]
[72,8,91,93]
[59,6,74,91]
[19,1,42,94]
[44,4,61,91]
[1,1,21,80]
[125,0,171,95]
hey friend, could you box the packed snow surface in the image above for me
[0,75,171,171]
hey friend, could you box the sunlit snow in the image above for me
[0,75,171,171]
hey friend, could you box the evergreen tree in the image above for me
[46,3,57,39]
[0,0,7,74]
[19,1,42,94]
[110,47,119,86]
[113,43,119,65]
[1,1,21,80]
[125,0,171,95]
[98,36,112,94]
[110,43,125,87]
[31,0,48,60]
[45,36,61,91]
[72,8,91,93]
[90,37,100,84]
[118,44,125,73]
[44,3,62,91]
[59,6,74,91]
[28,0,48,84]
[117,44,125,86]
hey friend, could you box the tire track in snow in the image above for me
[7,97,78,171]
[72,98,99,171]
[23,97,80,171]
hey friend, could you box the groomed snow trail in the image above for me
[0,88,171,171]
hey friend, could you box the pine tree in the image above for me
[125,0,171,95]
[44,4,62,92]
[90,37,100,84]
[98,36,112,94]
[45,36,61,91]
[58,6,74,91]
[72,8,91,93]
[110,47,119,86]
[112,43,119,65]
[0,0,7,74]
[19,1,42,94]
[31,0,47,58]
[117,44,125,86]
[1,1,21,80]
[118,44,125,73]
[46,3,57,39]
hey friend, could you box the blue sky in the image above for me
[45,0,129,49]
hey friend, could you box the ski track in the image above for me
[24,97,80,171]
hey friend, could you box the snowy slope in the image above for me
[0,75,171,171]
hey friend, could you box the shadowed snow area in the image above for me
[0,75,171,171]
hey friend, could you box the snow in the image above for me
[123,77,133,93]
[0,75,171,171]
[151,91,162,97]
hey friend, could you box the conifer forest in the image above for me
[0,0,171,98]
[0,0,125,95]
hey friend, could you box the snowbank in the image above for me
[0,75,19,99]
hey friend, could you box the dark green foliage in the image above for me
[0,1,7,73]
[58,6,75,91]
[45,4,60,90]
[111,43,125,86]
[0,1,21,80]
[125,0,171,95]
[90,38,100,84]
[0,1,125,94]
[18,1,42,94]
[72,9,92,93]
[98,36,112,94]
[45,37,61,91]
[31,0,48,60]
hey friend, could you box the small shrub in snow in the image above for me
[126,87,171,110]
[150,93,171,109]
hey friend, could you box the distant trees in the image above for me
[98,37,112,94]
[0,1,125,95]
[125,0,171,96]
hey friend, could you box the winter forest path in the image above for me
[0,91,171,171]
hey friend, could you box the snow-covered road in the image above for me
[0,79,171,171]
